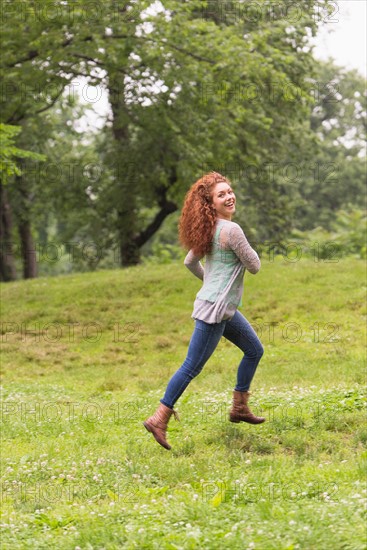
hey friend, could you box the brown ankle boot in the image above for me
[143,403,179,450]
[229,390,265,424]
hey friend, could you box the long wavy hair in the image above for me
[179,171,231,257]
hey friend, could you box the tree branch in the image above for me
[5,34,97,69]
[105,34,216,64]
[134,165,179,248]
[6,50,39,67]
[69,53,101,65]
[57,65,100,80]
[134,199,178,248]
[7,86,65,124]
[5,37,75,68]
[33,87,65,115]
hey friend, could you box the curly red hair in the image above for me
[179,171,231,257]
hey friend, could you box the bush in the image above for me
[290,208,366,259]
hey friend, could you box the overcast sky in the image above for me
[74,1,367,132]
[310,0,366,76]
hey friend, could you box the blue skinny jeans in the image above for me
[160,310,264,409]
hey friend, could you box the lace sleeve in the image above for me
[184,250,204,280]
[228,224,261,274]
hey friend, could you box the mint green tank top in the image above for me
[196,222,245,307]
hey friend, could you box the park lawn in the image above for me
[0,257,366,549]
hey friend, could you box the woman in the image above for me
[144,171,265,450]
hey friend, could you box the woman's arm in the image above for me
[184,250,204,280]
[228,224,261,274]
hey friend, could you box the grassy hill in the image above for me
[1,258,366,549]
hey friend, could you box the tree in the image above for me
[0,123,45,280]
[295,60,366,229]
[1,0,338,270]
[7,95,104,278]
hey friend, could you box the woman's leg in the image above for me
[223,310,264,391]
[160,319,226,408]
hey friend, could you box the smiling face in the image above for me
[211,181,236,220]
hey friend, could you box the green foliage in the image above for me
[291,208,367,259]
[142,242,184,265]
[0,123,46,183]
[1,1,365,277]
[1,1,346,261]
[295,61,366,230]
[3,99,101,280]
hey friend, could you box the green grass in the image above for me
[1,257,366,549]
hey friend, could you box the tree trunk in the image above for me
[108,73,179,266]
[18,218,37,279]
[117,211,141,266]
[109,72,142,267]
[0,181,17,281]
[14,161,37,279]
